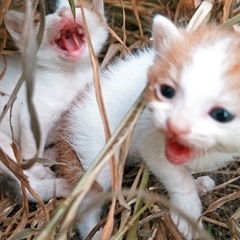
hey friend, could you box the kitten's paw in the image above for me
[170,192,202,240]
[26,177,71,201]
[194,176,215,196]
[170,211,203,240]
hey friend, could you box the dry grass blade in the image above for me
[130,0,143,42]
[79,0,111,143]
[186,0,213,31]
[0,50,19,55]
[119,164,144,237]
[0,54,7,79]
[102,133,133,239]
[220,12,240,28]
[101,194,117,239]
[0,0,12,26]
[68,0,76,19]
[0,147,29,188]
[20,0,45,165]
[202,216,229,229]
[119,0,127,52]
[126,167,149,240]
[228,207,240,239]
[11,229,41,240]
[174,0,186,24]
[113,201,153,239]
[35,0,45,46]
[117,125,135,209]
[8,143,30,240]
[222,0,232,23]
[107,26,130,52]
[202,191,240,216]
[101,43,121,68]
[0,74,24,123]
[59,0,117,238]
[213,176,240,191]
[0,27,7,54]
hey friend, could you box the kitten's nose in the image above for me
[58,7,72,17]
[166,115,190,137]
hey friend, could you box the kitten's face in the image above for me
[4,0,108,67]
[146,16,240,165]
[38,0,107,66]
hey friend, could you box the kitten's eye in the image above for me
[209,108,235,123]
[159,85,175,99]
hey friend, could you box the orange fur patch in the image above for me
[55,138,103,193]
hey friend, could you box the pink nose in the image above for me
[58,7,72,17]
[166,117,190,136]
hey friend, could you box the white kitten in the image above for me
[0,0,108,202]
[55,15,239,239]
[55,49,154,239]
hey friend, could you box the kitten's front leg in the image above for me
[26,176,71,202]
[75,194,103,240]
[169,190,202,240]
[75,156,112,239]
[20,113,55,180]
[20,115,70,201]
[163,167,202,239]
[145,156,202,239]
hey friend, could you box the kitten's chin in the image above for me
[165,138,195,165]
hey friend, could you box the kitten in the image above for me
[55,15,239,239]
[53,49,154,239]
[0,0,108,202]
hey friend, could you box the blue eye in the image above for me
[209,108,235,123]
[160,85,175,99]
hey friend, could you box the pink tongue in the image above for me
[165,138,193,164]
[57,32,81,52]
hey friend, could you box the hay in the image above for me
[0,0,240,240]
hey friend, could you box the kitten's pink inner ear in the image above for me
[4,11,24,44]
[152,15,180,54]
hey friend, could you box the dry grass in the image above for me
[0,0,240,240]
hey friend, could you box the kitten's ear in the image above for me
[92,0,104,15]
[152,15,180,54]
[4,10,24,46]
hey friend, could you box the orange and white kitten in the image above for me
[55,15,239,239]
[0,0,107,202]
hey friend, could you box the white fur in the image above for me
[0,0,108,202]
[57,16,239,239]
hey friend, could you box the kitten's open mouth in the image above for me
[52,22,85,60]
[165,138,194,164]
